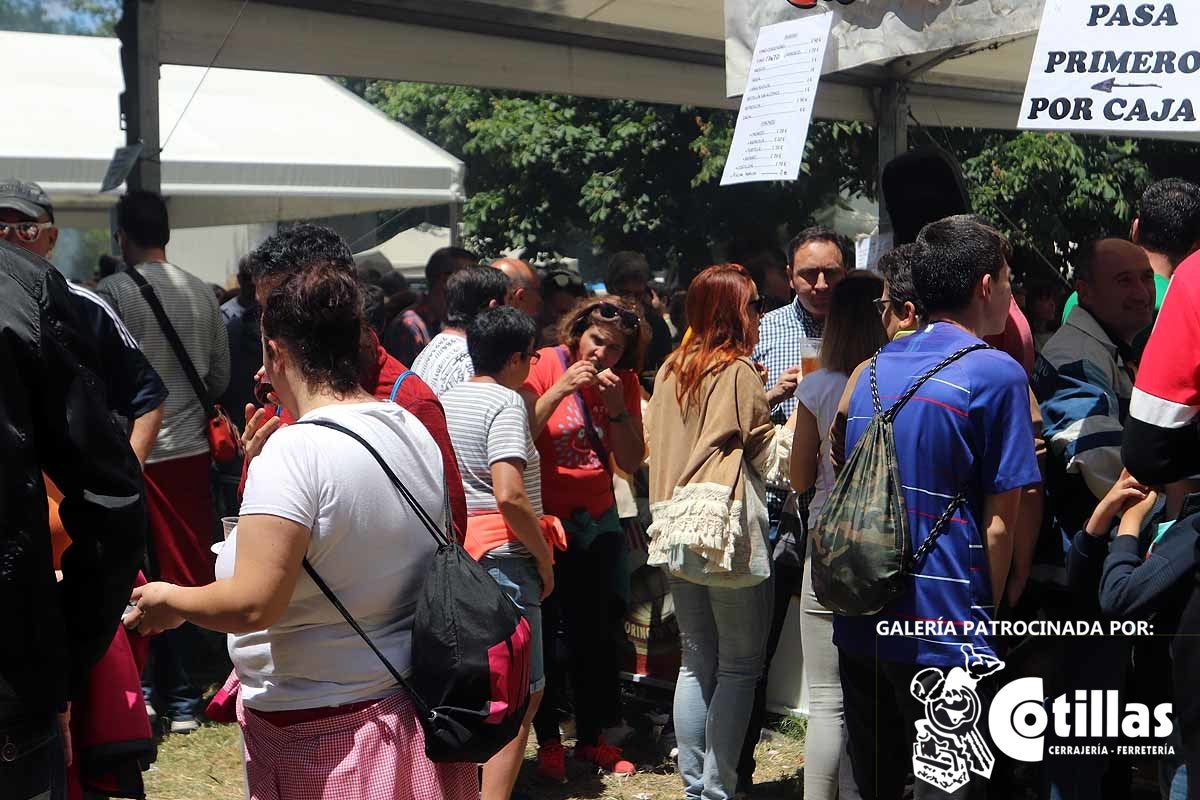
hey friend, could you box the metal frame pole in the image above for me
[876,81,909,235]
[119,0,162,195]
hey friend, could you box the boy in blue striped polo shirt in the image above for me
[837,216,1041,800]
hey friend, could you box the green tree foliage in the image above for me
[0,0,119,35]
[368,82,875,274]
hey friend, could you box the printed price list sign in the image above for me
[721,13,833,186]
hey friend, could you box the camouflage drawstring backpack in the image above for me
[811,343,988,616]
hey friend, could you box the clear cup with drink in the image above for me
[799,337,822,376]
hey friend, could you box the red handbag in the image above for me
[207,404,241,464]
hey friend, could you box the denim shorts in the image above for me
[481,555,545,693]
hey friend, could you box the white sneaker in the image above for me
[169,717,200,734]
[144,703,158,723]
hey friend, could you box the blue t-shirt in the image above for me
[833,323,1040,667]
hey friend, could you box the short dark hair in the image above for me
[786,226,853,271]
[425,246,478,285]
[360,283,388,336]
[246,224,354,283]
[1137,178,1200,265]
[261,264,363,394]
[912,215,1010,315]
[606,251,651,292]
[877,243,924,317]
[467,306,537,375]
[445,265,510,328]
[116,191,170,248]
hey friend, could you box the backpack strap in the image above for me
[293,417,456,721]
[389,370,416,403]
[555,346,614,475]
[907,486,969,571]
[872,342,991,423]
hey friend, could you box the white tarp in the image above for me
[0,31,465,230]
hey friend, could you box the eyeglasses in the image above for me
[591,301,641,332]
[0,220,52,243]
[749,295,768,315]
[794,265,846,286]
[873,298,892,316]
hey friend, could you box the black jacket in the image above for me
[0,241,145,726]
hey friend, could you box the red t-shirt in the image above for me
[238,339,468,540]
[984,297,1035,378]
[520,345,642,520]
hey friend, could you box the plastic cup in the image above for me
[799,337,822,375]
[221,516,238,540]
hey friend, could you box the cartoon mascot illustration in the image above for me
[909,644,1005,792]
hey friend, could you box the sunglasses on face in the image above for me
[524,350,541,364]
[1,220,52,243]
[749,295,768,315]
[873,298,892,316]
[794,265,846,286]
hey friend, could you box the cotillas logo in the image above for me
[989,678,1173,762]
[910,645,1003,793]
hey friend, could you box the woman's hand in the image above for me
[126,582,187,636]
[596,368,626,415]
[552,360,598,401]
[242,405,285,464]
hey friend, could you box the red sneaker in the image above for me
[575,738,636,775]
[537,739,567,782]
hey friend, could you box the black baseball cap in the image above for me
[0,179,54,222]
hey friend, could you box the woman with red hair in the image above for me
[645,264,791,800]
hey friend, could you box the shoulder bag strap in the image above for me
[126,267,214,417]
[556,346,614,475]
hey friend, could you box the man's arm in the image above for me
[129,403,164,466]
[830,360,868,477]
[983,488,1022,608]
[207,300,232,400]
[1007,387,1046,607]
[36,270,145,688]
[1124,262,1200,484]
[1036,352,1125,500]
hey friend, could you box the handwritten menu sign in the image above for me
[721,14,833,186]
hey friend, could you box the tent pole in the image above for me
[876,81,908,236]
[118,0,162,195]
[449,201,462,247]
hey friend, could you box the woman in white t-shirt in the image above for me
[127,262,476,800]
[789,272,886,800]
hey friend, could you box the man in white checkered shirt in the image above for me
[738,224,855,793]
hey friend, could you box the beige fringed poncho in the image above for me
[645,356,791,587]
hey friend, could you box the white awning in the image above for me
[0,31,465,229]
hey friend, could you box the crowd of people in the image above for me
[7,170,1200,800]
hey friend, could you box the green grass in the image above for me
[144,723,244,800]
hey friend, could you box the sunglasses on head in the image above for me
[0,220,52,243]
[592,301,641,332]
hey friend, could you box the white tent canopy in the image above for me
[153,0,1039,130]
[0,31,465,230]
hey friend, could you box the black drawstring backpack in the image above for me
[298,419,532,763]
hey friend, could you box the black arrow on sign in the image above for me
[1092,78,1163,93]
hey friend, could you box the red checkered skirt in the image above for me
[237,691,479,800]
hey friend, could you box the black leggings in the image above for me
[532,530,627,746]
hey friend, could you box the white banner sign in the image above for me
[721,14,833,186]
[1020,1,1199,132]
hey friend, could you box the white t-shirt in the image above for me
[794,368,849,524]
[411,332,474,396]
[441,382,542,557]
[217,401,444,712]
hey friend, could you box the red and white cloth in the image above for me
[237,691,478,800]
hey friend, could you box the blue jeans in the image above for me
[671,575,772,800]
[142,623,205,719]
[481,555,546,693]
